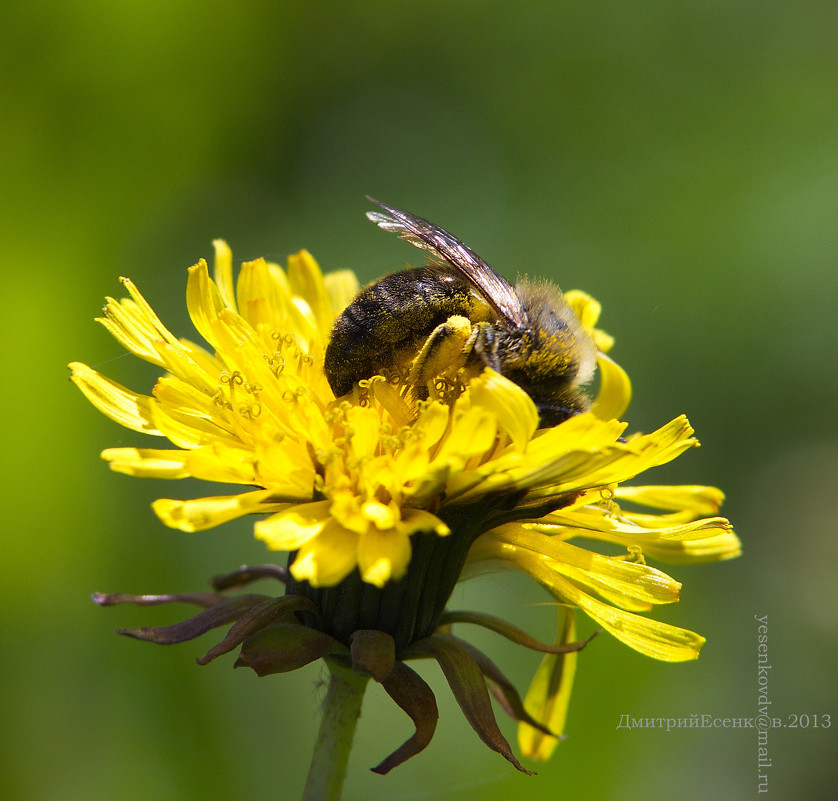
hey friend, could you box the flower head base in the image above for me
[75,230,738,772]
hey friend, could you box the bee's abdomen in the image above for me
[324,266,481,397]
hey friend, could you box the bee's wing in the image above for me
[366,197,529,328]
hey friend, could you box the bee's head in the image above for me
[490,280,596,427]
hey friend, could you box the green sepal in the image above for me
[439,609,597,654]
[350,629,396,682]
[92,591,224,609]
[210,564,287,591]
[452,635,554,737]
[373,661,439,775]
[235,623,347,676]
[114,594,271,644]
[197,594,321,665]
[404,633,534,775]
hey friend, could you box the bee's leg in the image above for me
[463,321,501,372]
[408,315,473,390]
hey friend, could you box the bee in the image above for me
[324,199,597,427]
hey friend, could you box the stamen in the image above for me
[238,402,261,420]
[281,387,306,404]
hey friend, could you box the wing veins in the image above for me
[366,198,528,328]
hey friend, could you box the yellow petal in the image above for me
[390,440,431,487]
[639,530,742,563]
[287,250,334,338]
[151,340,220,397]
[236,257,289,331]
[69,362,160,434]
[489,525,683,607]
[411,400,451,450]
[563,290,601,331]
[102,447,190,478]
[97,298,166,366]
[186,259,227,350]
[97,277,182,365]
[401,508,451,537]
[432,405,497,468]
[289,519,358,587]
[528,415,696,494]
[591,352,632,421]
[154,489,283,532]
[358,526,412,587]
[149,402,235,450]
[254,500,332,549]
[369,377,413,427]
[346,406,382,459]
[527,413,627,461]
[472,539,705,661]
[153,376,220,423]
[329,491,368,535]
[518,607,578,761]
[212,239,237,312]
[324,269,360,316]
[447,413,627,503]
[615,484,725,516]
[184,442,258,484]
[535,505,739,563]
[362,500,397,529]
[255,437,316,496]
[469,369,538,452]
[564,290,614,351]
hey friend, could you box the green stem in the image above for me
[302,656,370,801]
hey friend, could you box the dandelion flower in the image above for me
[75,203,739,790]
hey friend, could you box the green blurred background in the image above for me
[3,1,837,799]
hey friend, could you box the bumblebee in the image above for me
[324,199,597,427]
